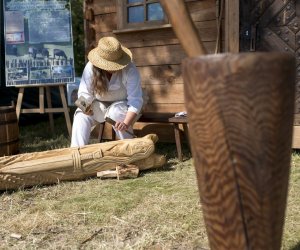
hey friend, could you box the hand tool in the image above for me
[105,117,137,138]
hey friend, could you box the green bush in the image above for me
[71,0,85,77]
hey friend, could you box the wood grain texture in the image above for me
[143,84,185,104]
[97,164,140,179]
[131,43,217,66]
[90,0,116,15]
[141,103,186,113]
[292,126,300,148]
[240,0,300,147]
[0,135,163,190]
[114,20,218,48]
[187,0,216,22]
[138,65,183,85]
[0,106,19,157]
[182,52,295,250]
[160,0,207,56]
[93,13,117,33]
[224,0,239,52]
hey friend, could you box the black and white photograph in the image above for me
[3,0,74,86]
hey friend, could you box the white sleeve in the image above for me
[78,62,94,102]
[124,63,143,114]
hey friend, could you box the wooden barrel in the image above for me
[0,105,19,157]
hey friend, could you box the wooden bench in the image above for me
[98,112,189,161]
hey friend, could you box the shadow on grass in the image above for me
[290,241,300,250]
[155,141,192,160]
[138,162,177,177]
[292,149,300,155]
[0,163,181,195]
[0,174,102,196]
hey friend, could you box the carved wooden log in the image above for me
[132,153,166,171]
[0,134,165,190]
[182,52,295,250]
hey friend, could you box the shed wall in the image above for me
[84,0,218,141]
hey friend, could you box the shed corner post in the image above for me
[224,0,240,53]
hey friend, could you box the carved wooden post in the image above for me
[160,0,296,248]
[182,52,295,249]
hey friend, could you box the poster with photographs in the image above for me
[3,0,75,86]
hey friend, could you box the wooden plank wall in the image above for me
[84,0,218,141]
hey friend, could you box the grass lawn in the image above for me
[0,116,299,249]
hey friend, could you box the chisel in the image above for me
[105,117,137,138]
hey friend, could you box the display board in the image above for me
[3,0,75,86]
[67,77,80,106]
[0,3,4,88]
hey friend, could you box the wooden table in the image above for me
[168,116,189,161]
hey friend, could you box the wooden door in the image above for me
[240,0,300,146]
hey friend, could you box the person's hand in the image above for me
[114,121,129,131]
[84,106,93,116]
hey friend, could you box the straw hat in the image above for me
[88,37,132,71]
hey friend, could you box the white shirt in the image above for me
[78,61,143,114]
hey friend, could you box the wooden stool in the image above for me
[98,113,190,162]
[98,122,115,142]
[168,116,189,161]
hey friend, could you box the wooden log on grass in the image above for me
[97,164,139,179]
[96,153,166,179]
[0,134,166,190]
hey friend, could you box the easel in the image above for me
[15,84,72,137]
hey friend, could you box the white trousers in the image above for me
[71,101,135,147]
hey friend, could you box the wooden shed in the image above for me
[84,0,300,147]
[239,0,300,148]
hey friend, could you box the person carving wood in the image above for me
[71,36,143,147]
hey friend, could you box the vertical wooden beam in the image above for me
[116,0,125,30]
[39,86,45,114]
[15,84,71,136]
[16,87,24,120]
[45,86,54,133]
[225,0,239,52]
[59,85,72,137]
[83,0,90,62]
